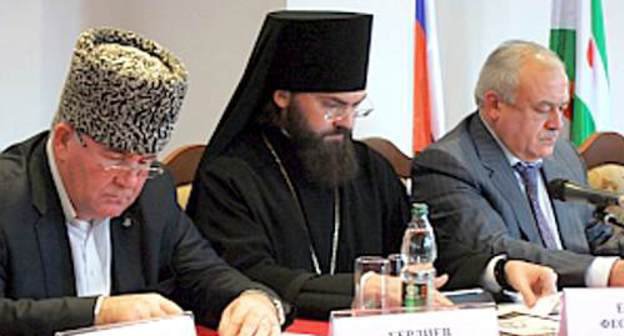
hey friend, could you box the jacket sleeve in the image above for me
[412,148,596,288]
[149,169,290,328]
[168,209,291,326]
[0,228,97,335]
[433,246,493,291]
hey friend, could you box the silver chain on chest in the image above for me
[262,133,340,275]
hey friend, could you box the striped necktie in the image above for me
[513,162,559,249]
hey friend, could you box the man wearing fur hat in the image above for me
[0,28,287,335]
[187,11,558,319]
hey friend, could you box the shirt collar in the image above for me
[478,112,543,168]
[46,134,79,222]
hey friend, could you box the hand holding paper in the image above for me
[504,260,557,307]
[95,293,183,325]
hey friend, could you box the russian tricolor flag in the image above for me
[413,0,445,153]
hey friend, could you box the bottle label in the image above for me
[402,281,427,308]
[401,268,435,309]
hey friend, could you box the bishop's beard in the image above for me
[284,105,359,188]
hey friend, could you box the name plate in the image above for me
[560,288,624,336]
[55,312,196,336]
[330,305,498,336]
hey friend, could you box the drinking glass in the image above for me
[353,256,389,310]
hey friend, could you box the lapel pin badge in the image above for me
[122,218,133,228]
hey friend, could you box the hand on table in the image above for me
[608,259,624,287]
[95,293,183,325]
[505,260,557,308]
[218,291,281,336]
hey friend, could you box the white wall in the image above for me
[0,1,45,149]
[2,0,624,157]
[436,0,553,130]
[287,0,414,153]
[1,0,285,154]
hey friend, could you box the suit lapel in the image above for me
[469,115,543,243]
[34,214,77,297]
[110,208,146,293]
[30,135,77,297]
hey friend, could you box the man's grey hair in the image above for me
[474,40,566,107]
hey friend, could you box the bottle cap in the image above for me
[411,202,428,217]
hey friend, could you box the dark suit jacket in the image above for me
[412,113,624,288]
[0,132,271,335]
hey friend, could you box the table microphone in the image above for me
[547,178,624,208]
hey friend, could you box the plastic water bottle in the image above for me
[400,202,437,308]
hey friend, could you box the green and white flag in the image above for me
[550,0,610,146]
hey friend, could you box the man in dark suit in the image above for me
[413,40,624,291]
[0,27,286,336]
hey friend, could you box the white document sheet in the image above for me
[55,313,196,336]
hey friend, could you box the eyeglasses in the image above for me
[500,95,569,116]
[75,132,164,179]
[319,96,374,121]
